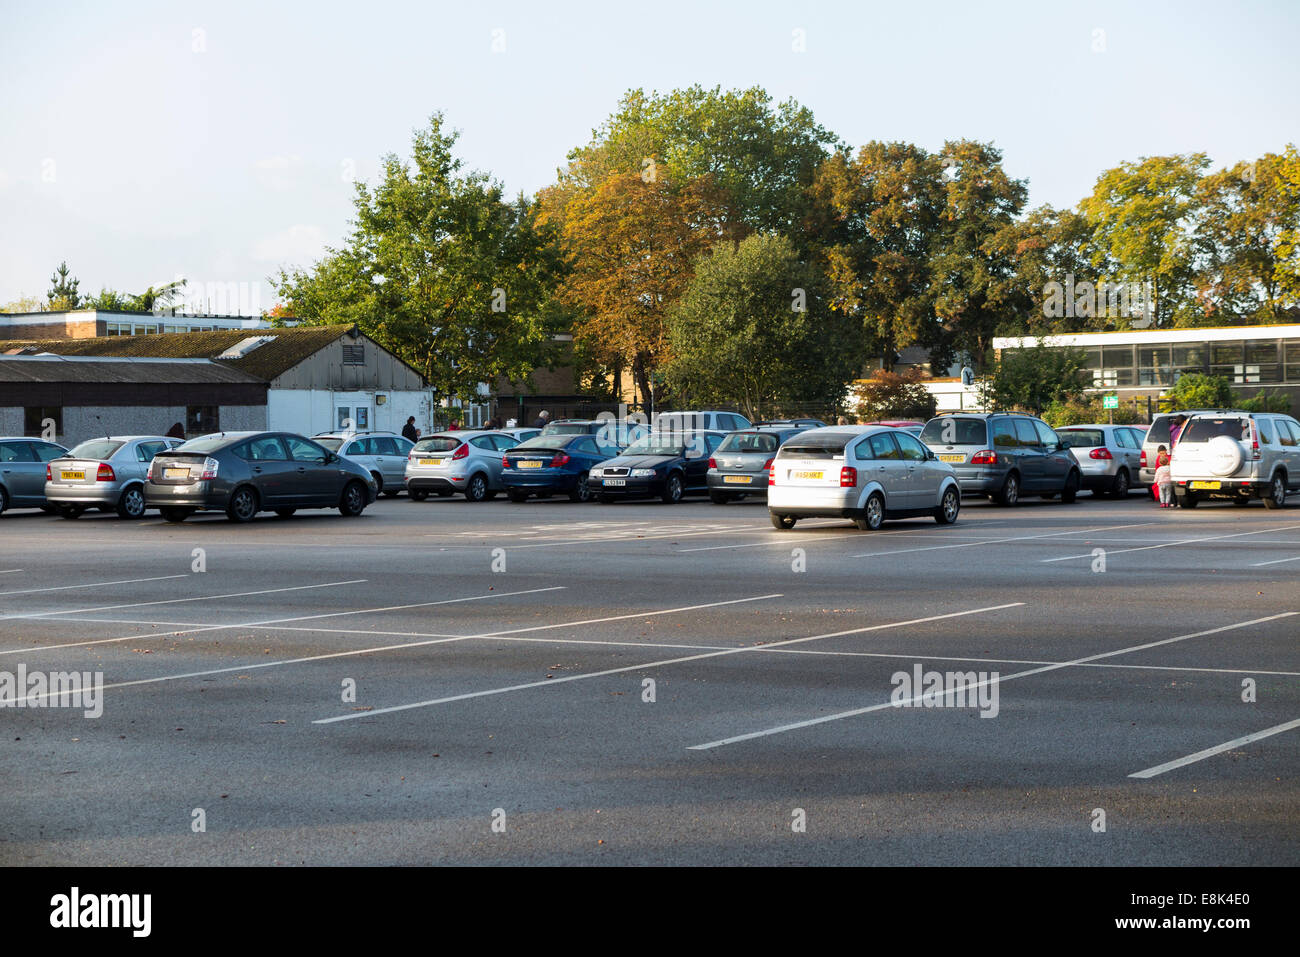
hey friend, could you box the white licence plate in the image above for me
[163,467,190,480]
[603,478,626,486]
[722,475,752,484]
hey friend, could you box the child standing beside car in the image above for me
[1154,444,1173,507]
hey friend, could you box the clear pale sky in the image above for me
[1,0,1297,310]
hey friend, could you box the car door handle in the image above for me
[252,466,263,474]
[296,467,307,474]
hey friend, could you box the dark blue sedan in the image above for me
[501,434,620,502]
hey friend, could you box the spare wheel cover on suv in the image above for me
[1207,435,1244,476]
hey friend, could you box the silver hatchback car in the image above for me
[312,431,415,497]
[45,435,185,518]
[768,425,962,531]
[1055,424,1147,498]
[405,430,522,501]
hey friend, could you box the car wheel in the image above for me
[770,513,797,530]
[339,481,367,517]
[0,487,10,515]
[1180,492,1199,509]
[465,474,489,502]
[569,473,592,503]
[225,486,259,523]
[507,489,529,503]
[409,489,429,502]
[40,504,57,515]
[855,492,885,531]
[1061,470,1080,504]
[995,473,1020,507]
[661,472,684,504]
[1112,469,1130,498]
[934,486,960,525]
[117,485,147,519]
[58,505,86,519]
[1263,474,1287,510]
[160,507,192,523]
[709,490,730,504]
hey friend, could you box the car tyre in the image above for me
[339,481,367,517]
[465,474,489,502]
[409,489,429,502]
[855,492,885,531]
[770,513,797,530]
[935,486,960,525]
[1262,474,1287,510]
[58,505,86,519]
[507,489,529,503]
[661,472,684,504]
[568,474,592,503]
[117,485,147,519]
[1111,469,1130,498]
[1061,470,1080,504]
[225,486,259,523]
[160,507,192,523]
[1180,492,1199,509]
[995,473,1020,507]
[709,490,730,504]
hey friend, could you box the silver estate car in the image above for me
[45,435,184,518]
[768,426,962,531]
[1055,424,1147,498]
[405,430,522,501]
[313,431,415,497]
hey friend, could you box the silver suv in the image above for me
[1171,412,1300,509]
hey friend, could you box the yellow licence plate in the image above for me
[419,458,443,466]
[518,461,543,469]
[722,475,752,484]
[793,470,824,480]
[937,454,964,463]
[163,467,190,480]
[1190,480,1221,490]
[60,470,86,481]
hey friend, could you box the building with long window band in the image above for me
[993,324,1300,408]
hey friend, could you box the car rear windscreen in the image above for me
[780,432,854,459]
[314,437,344,451]
[542,423,593,434]
[1181,418,1250,442]
[412,437,463,453]
[717,432,779,453]
[66,440,125,460]
[1145,417,1172,444]
[919,419,988,446]
[1058,429,1104,448]
[512,436,572,451]
[174,436,231,454]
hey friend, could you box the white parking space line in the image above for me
[849,522,1157,559]
[688,612,1298,750]
[1128,717,1300,779]
[678,530,1002,552]
[0,586,564,656]
[313,602,1024,724]
[11,593,780,705]
[1042,524,1300,563]
[0,579,369,625]
[0,569,22,575]
[0,574,189,597]
[1251,555,1300,567]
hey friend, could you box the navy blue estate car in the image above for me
[588,430,726,504]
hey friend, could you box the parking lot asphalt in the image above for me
[1,490,1297,866]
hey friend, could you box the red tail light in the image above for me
[971,450,998,465]
[46,465,52,480]
[551,452,571,467]
[501,455,510,468]
[1089,448,1112,460]
[769,469,777,486]
[451,443,469,460]
[1140,450,1147,467]
[96,463,115,481]
[1251,434,1261,459]
[762,458,774,470]
[840,466,857,487]
[708,457,717,469]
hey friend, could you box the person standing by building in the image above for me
[532,410,551,430]
[402,416,420,442]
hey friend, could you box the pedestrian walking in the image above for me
[532,410,551,430]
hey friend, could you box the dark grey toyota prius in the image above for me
[145,431,377,523]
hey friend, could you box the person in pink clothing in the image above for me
[1154,444,1173,507]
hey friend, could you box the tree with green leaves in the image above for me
[46,261,81,310]
[1080,153,1209,328]
[929,140,1028,371]
[1163,372,1236,410]
[981,339,1089,414]
[811,142,945,370]
[851,367,937,421]
[275,114,563,404]
[662,233,861,420]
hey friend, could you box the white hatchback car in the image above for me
[768,425,962,530]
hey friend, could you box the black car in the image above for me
[588,430,726,503]
[145,431,377,522]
